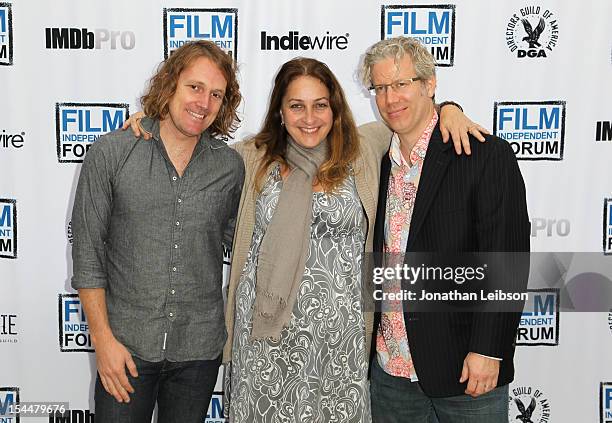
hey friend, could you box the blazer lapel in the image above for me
[353,152,375,232]
[371,149,391,368]
[406,126,452,251]
[373,151,392,254]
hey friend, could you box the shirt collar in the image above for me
[140,116,224,150]
[389,109,438,167]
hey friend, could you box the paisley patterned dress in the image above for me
[228,165,371,423]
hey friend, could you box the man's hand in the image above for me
[121,111,151,140]
[439,105,489,155]
[95,335,139,403]
[459,352,499,398]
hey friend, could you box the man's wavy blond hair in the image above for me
[141,41,241,138]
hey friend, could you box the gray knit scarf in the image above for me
[251,136,328,339]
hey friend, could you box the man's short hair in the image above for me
[359,36,436,87]
[141,41,241,138]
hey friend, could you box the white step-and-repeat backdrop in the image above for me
[1,1,612,422]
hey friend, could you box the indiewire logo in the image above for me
[516,289,559,346]
[1,129,25,149]
[0,2,13,65]
[164,8,237,60]
[48,409,94,423]
[601,382,612,423]
[0,199,17,259]
[56,103,129,163]
[494,101,566,161]
[58,294,93,352]
[596,121,612,142]
[45,27,135,50]
[0,387,20,422]
[260,30,349,51]
[604,199,612,255]
[381,5,455,66]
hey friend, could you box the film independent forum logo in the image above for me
[0,2,13,66]
[0,387,20,422]
[163,8,238,61]
[604,198,612,255]
[602,381,612,423]
[0,198,17,259]
[509,386,551,423]
[506,6,558,58]
[381,4,455,67]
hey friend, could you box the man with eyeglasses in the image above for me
[361,37,530,422]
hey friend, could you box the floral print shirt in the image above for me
[376,111,438,380]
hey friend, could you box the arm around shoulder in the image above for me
[358,121,393,158]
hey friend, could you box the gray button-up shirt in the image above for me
[71,117,244,362]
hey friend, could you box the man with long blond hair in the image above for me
[71,40,244,422]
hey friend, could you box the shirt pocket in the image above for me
[192,190,232,228]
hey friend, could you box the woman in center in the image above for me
[225,57,388,422]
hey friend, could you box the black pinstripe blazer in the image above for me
[371,123,530,398]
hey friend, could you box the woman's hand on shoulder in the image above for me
[439,104,489,155]
[121,111,151,140]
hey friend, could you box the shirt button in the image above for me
[172,267,177,272]
[172,176,177,181]
[177,198,182,203]
[170,289,176,295]
[169,312,174,317]
[175,221,180,226]
[174,244,178,249]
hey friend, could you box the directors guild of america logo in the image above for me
[508,386,551,423]
[506,6,558,58]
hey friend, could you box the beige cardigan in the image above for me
[223,122,392,363]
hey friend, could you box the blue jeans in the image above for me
[94,355,220,423]
[370,358,509,423]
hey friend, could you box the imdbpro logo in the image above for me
[45,27,135,50]
[596,121,612,142]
